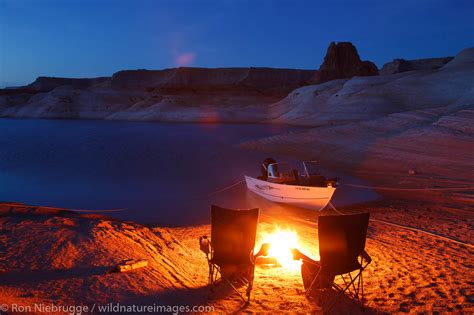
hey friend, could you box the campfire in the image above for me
[259,228,302,270]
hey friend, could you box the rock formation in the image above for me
[111,67,314,97]
[1,46,472,125]
[0,67,316,121]
[26,76,109,92]
[243,47,474,205]
[380,57,453,75]
[314,42,379,83]
[269,47,474,126]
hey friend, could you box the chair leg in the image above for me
[341,273,361,300]
[305,268,322,297]
[208,263,221,293]
[212,265,255,304]
[324,271,362,312]
[348,272,360,301]
[208,263,212,286]
[360,271,365,309]
[225,279,247,302]
[208,263,215,292]
[246,265,255,303]
[324,262,370,310]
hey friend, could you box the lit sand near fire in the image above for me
[1,199,472,313]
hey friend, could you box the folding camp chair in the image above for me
[199,205,265,303]
[293,213,371,309]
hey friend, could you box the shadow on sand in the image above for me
[0,266,379,314]
[122,279,379,314]
[0,266,112,286]
[306,288,379,314]
[122,280,251,312]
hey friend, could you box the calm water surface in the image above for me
[0,119,378,225]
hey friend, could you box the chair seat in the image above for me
[330,260,362,276]
[211,259,252,280]
[302,261,335,290]
[211,256,252,267]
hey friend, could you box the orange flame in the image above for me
[261,227,301,270]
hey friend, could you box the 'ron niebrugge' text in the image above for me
[9,304,89,313]
[7,303,214,314]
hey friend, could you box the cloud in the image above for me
[175,52,196,67]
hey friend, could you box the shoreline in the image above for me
[1,127,472,311]
[1,197,472,313]
[239,127,474,208]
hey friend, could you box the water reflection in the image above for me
[0,119,378,226]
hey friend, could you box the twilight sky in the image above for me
[1,0,473,87]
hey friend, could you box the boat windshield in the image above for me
[268,163,294,179]
[303,161,320,177]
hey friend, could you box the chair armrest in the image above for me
[291,248,320,266]
[254,243,270,258]
[199,235,211,257]
[360,250,372,265]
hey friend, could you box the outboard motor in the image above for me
[260,157,277,180]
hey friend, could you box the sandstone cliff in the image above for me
[0,41,382,121]
[242,47,474,204]
[111,67,313,96]
[26,76,110,92]
[0,45,471,128]
[380,57,453,75]
[269,48,473,126]
[0,67,315,122]
[314,42,379,83]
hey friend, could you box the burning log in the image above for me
[256,228,302,270]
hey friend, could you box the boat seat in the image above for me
[268,176,297,184]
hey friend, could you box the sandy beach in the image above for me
[1,184,473,313]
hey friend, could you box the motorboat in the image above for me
[245,158,337,211]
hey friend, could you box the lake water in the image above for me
[0,119,378,226]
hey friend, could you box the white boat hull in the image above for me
[245,175,336,211]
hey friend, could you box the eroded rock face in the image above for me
[380,57,453,75]
[0,67,315,121]
[270,47,474,126]
[314,42,379,83]
[111,67,314,97]
[26,77,109,92]
[1,46,472,124]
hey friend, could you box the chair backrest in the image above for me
[211,205,259,266]
[318,213,369,274]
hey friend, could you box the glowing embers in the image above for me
[258,227,301,270]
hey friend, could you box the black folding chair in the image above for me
[294,213,371,309]
[199,205,265,303]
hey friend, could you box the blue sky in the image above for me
[1,0,473,87]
